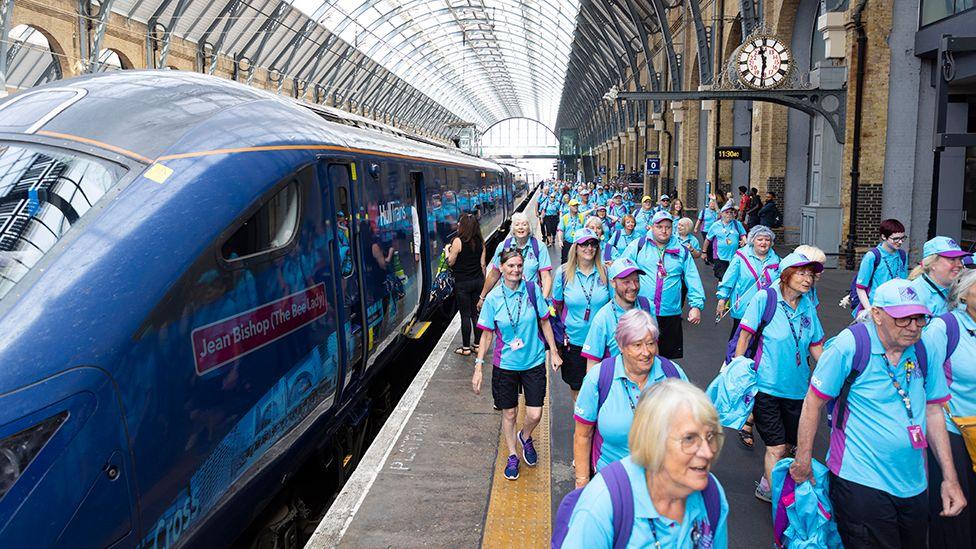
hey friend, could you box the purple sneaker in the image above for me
[504,454,519,480]
[518,430,538,467]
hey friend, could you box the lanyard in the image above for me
[882,356,916,424]
[577,270,598,313]
[778,300,804,367]
[923,275,948,301]
[501,289,526,332]
[620,377,639,411]
[648,518,662,549]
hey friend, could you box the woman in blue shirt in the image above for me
[573,309,688,480]
[604,215,638,263]
[553,229,611,398]
[474,249,562,481]
[925,269,976,547]
[715,225,780,339]
[908,236,970,317]
[734,252,825,502]
[852,218,908,315]
[562,379,728,548]
[705,204,747,280]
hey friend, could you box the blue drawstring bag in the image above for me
[771,458,842,549]
[705,356,758,430]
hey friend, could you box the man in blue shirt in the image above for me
[621,211,704,359]
[632,195,656,239]
[790,279,965,548]
[582,259,653,368]
[557,200,586,264]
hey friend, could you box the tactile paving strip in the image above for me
[481,367,552,548]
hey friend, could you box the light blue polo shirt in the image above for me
[559,212,586,243]
[545,198,560,215]
[553,266,612,347]
[608,203,628,223]
[632,208,656,237]
[573,357,688,470]
[488,237,552,282]
[621,236,706,317]
[605,229,638,262]
[698,208,718,232]
[740,284,825,399]
[810,323,950,497]
[909,274,950,317]
[705,220,746,261]
[581,298,654,361]
[475,280,549,371]
[716,248,781,319]
[562,456,729,549]
[855,245,908,301]
[923,310,976,436]
[678,234,701,254]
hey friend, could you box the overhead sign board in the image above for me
[645,157,661,175]
[599,166,607,174]
[716,146,751,162]
[617,163,626,173]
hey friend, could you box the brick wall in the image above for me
[855,182,884,247]
[685,178,699,209]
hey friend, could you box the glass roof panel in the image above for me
[287,0,581,129]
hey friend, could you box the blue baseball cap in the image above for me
[608,258,645,279]
[923,236,971,259]
[660,194,671,201]
[779,252,824,273]
[872,278,931,318]
[573,228,600,244]
[651,211,673,225]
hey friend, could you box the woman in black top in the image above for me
[447,214,486,355]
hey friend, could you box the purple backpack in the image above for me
[551,462,721,549]
[826,322,929,439]
[939,312,961,386]
[725,288,778,364]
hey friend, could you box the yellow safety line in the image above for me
[481,367,552,548]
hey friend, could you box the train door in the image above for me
[410,171,431,312]
[318,159,365,388]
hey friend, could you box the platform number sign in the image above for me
[617,163,626,173]
[645,157,661,175]
[599,166,607,174]
[737,36,791,90]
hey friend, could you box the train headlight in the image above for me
[0,412,68,500]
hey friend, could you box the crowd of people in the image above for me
[445,178,976,548]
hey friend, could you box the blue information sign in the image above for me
[599,166,607,174]
[646,157,661,175]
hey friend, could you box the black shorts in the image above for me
[753,391,803,447]
[559,343,587,391]
[656,314,684,359]
[492,364,546,409]
[713,259,730,280]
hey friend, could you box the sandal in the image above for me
[738,422,755,449]
[454,346,472,356]
[472,344,480,352]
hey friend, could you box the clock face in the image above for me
[737,37,791,89]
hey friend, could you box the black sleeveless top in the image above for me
[454,238,484,282]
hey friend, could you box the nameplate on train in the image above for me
[715,146,750,161]
[191,284,328,375]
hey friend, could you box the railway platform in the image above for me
[306,212,850,549]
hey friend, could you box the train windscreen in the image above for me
[0,142,126,300]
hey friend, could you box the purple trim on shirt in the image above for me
[574,414,596,426]
[928,394,952,405]
[580,350,601,361]
[827,409,851,475]
[493,330,504,367]
[740,324,757,335]
[809,385,833,401]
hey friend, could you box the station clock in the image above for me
[737,36,791,89]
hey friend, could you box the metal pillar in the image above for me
[88,0,117,71]
[0,0,13,95]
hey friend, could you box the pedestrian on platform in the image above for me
[794,244,827,308]
[716,225,780,339]
[745,188,762,229]
[758,191,781,228]
[925,269,976,546]
[633,195,656,238]
[706,203,747,280]
[695,195,719,237]
[553,229,611,400]
[852,218,909,316]
[656,194,671,214]
[473,248,562,481]
[676,218,703,260]
[909,236,971,317]
[561,379,728,548]
[608,193,628,226]
[543,191,561,246]
[737,186,750,222]
[573,309,688,481]
[445,214,486,356]
[557,200,587,264]
[605,215,638,263]
[791,278,965,547]
[621,211,705,359]
[735,252,825,502]
[670,198,684,221]
[582,259,654,369]
[584,215,606,242]
[479,212,552,306]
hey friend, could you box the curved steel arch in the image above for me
[480,116,558,138]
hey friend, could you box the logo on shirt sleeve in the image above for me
[811,375,823,388]
[574,404,586,416]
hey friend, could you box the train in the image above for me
[0,71,525,548]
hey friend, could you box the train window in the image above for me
[221,181,300,261]
[333,176,355,278]
[0,142,126,301]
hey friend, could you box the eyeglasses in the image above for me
[793,270,816,280]
[893,314,931,328]
[888,236,907,243]
[672,431,724,455]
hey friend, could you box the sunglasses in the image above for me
[577,240,599,249]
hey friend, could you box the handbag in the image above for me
[429,250,455,304]
[945,404,976,472]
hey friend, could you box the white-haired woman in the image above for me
[479,212,553,306]
[572,309,688,486]
[925,269,976,546]
[561,379,729,548]
[716,225,781,339]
